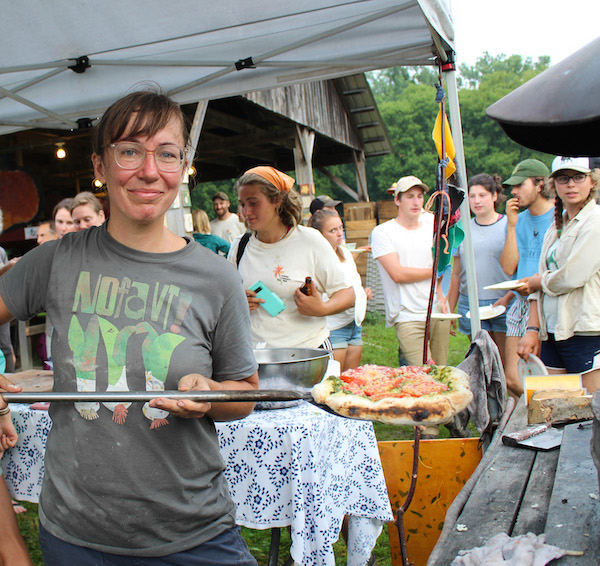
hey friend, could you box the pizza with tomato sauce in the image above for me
[311,364,472,425]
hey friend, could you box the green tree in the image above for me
[369,66,439,102]
[458,52,551,89]
[456,53,553,178]
[191,179,237,220]
[364,53,554,199]
[366,83,440,201]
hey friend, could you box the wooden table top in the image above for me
[5,369,53,392]
[429,399,599,565]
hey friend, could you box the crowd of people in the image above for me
[372,158,600,404]
[0,88,599,564]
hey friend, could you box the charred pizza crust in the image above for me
[311,366,472,426]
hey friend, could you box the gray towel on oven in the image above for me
[456,329,507,434]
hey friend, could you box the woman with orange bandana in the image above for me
[230,166,354,350]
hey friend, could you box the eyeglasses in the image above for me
[554,173,589,185]
[108,142,185,172]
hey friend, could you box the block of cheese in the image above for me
[528,389,593,424]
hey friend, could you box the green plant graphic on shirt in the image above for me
[141,328,185,429]
[67,271,192,427]
[68,314,101,420]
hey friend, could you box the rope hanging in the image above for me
[421,62,449,366]
[395,56,464,566]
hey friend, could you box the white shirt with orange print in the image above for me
[229,225,350,348]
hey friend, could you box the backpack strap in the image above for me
[236,231,252,267]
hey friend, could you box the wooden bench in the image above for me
[429,400,599,565]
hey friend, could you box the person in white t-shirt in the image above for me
[309,208,372,370]
[371,175,451,366]
[210,191,246,243]
[229,166,354,349]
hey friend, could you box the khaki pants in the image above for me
[394,319,451,366]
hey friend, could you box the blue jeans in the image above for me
[329,320,363,349]
[39,523,258,566]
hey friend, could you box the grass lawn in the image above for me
[14,312,473,565]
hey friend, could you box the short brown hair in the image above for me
[70,191,103,215]
[52,198,73,221]
[92,89,189,156]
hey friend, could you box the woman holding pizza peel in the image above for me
[518,157,600,393]
[229,166,354,350]
[0,89,260,564]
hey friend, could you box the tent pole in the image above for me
[166,99,208,236]
[445,70,481,335]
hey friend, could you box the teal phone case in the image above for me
[248,281,286,317]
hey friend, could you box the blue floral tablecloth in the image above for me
[2,402,393,566]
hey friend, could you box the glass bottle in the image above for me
[300,276,312,296]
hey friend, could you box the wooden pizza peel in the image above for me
[5,370,53,392]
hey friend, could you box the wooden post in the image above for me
[165,99,208,236]
[293,125,316,219]
[353,149,369,201]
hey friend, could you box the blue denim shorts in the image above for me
[329,320,363,349]
[541,333,600,374]
[457,293,507,335]
[39,523,257,566]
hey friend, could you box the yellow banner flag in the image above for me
[432,108,456,178]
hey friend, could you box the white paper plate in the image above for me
[354,287,367,326]
[430,312,461,319]
[518,354,549,378]
[466,305,506,320]
[483,280,526,291]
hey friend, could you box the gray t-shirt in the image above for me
[0,224,257,556]
[456,215,509,300]
[0,247,13,371]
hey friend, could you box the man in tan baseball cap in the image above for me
[386,175,429,196]
[372,175,450,368]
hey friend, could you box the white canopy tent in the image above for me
[1,0,453,133]
[0,0,480,331]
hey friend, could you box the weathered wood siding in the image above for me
[244,81,362,150]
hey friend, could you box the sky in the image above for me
[451,0,600,68]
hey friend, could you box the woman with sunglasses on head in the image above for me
[309,208,371,370]
[518,157,600,393]
[230,167,354,351]
[0,90,259,565]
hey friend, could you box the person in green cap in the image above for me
[499,158,554,400]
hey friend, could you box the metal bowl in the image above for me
[254,348,331,392]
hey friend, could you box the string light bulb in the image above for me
[55,142,66,159]
[187,165,196,176]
